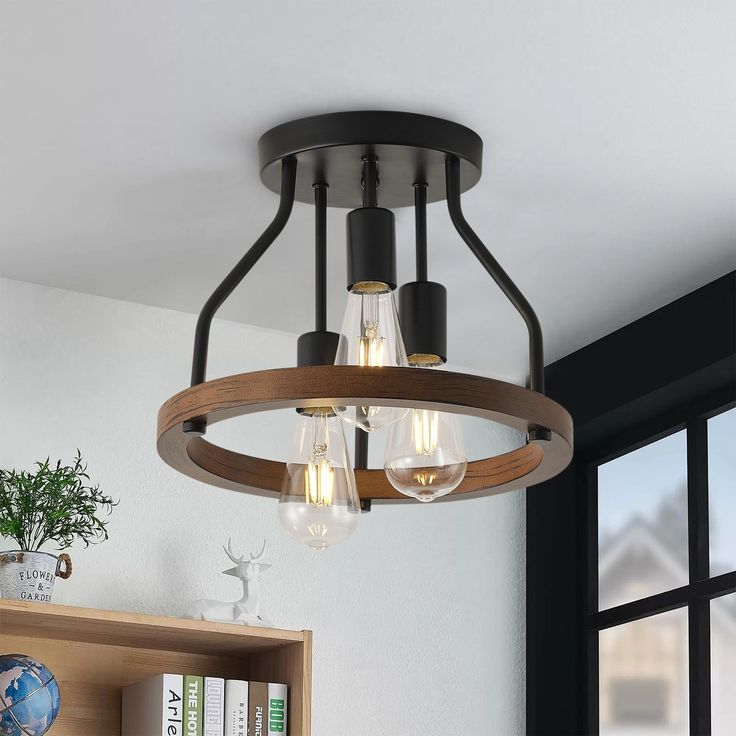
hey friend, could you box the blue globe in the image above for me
[0,655,60,736]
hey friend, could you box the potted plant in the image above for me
[0,452,117,603]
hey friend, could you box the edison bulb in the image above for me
[384,372,467,501]
[279,410,360,549]
[334,281,408,432]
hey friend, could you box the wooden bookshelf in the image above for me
[0,599,312,735]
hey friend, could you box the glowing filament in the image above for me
[358,321,385,367]
[412,410,440,456]
[305,454,334,506]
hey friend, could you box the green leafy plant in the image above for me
[0,451,117,552]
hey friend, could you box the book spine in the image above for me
[247,682,268,736]
[204,677,225,736]
[267,684,287,736]
[162,674,185,736]
[224,680,248,736]
[184,675,204,736]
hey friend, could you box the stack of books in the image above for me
[122,673,288,736]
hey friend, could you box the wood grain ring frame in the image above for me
[157,365,573,503]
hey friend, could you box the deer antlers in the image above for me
[250,539,266,561]
[224,538,267,565]
[224,539,244,565]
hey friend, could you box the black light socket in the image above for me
[297,330,340,367]
[399,281,448,364]
[346,207,396,290]
[296,331,340,415]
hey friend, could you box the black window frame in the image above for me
[527,271,736,736]
[584,395,736,735]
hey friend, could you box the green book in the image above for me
[184,675,204,736]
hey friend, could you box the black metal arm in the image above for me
[445,155,546,396]
[182,158,297,436]
[188,157,297,391]
[314,183,328,332]
[353,158,376,484]
[362,156,378,208]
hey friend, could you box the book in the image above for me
[224,680,249,736]
[122,673,184,736]
[247,682,268,736]
[267,683,287,736]
[204,677,225,736]
[184,674,204,736]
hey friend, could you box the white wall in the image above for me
[0,276,526,735]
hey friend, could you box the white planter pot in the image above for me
[0,550,72,603]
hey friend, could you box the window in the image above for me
[610,678,669,725]
[601,609,688,733]
[708,410,736,575]
[588,405,736,735]
[711,593,736,736]
[598,431,688,610]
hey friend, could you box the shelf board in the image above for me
[0,599,304,656]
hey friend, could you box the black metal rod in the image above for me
[445,155,545,395]
[314,183,328,332]
[362,156,378,208]
[190,157,297,387]
[355,159,375,477]
[414,182,428,281]
[354,429,368,470]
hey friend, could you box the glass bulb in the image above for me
[279,410,360,550]
[334,281,408,432]
[383,369,467,502]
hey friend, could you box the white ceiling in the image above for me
[1,1,735,380]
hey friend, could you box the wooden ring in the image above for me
[157,365,573,502]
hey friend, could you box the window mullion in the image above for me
[687,417,711,735]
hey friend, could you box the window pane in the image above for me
[712,593,736,735]
[599,608,688,736]
[709,407,736,575]
[598,431,688,610]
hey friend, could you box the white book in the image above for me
[122,673,184,736]
[204,677,225,736]
[224,680,249,736]
[267,683,288,736]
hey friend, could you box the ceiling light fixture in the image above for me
[157,111,573,549]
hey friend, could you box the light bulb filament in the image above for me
[305,454,334,506]
[413,409,439,455]
[358,321,386,367]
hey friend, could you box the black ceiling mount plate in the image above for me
[258,111,483,209]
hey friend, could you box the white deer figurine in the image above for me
[185,539,273,627]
